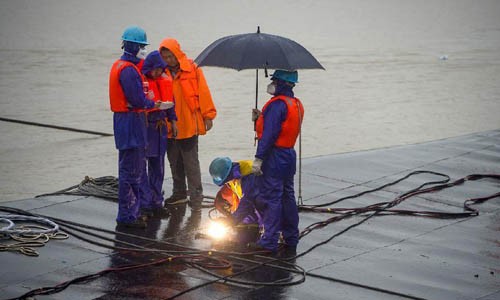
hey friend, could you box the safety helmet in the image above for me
[271,70,298,83]
[121,25,149,45]
[209,157,232,186]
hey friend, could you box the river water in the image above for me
[1,0,499,201]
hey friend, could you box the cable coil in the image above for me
[0,215,59,234]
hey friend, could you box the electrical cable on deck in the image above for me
[2,172,498,299]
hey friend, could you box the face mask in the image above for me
[266,82,276,95]
[136,48,147,60]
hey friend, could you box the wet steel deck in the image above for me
[1,130,499,300]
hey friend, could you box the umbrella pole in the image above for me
[255,69,259,113]
[298,132,303,206]
[254,69,258,146]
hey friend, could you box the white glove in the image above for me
[251,108,261,122]
[158,101,174,110]
[252,158,263,176]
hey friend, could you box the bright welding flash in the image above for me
[207,221,229,240]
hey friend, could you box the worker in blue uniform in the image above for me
[140,50,177,218]
[251,70,304,253]
[209,157,263,244]
[109,26,166,228]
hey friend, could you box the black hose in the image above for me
[0,117,113,137]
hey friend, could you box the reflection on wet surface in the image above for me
[99,204,299,299]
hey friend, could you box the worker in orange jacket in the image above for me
[159,38,217,212]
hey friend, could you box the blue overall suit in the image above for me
[113,46,155,224]
[255,82,300,252]
[140,51,177,211]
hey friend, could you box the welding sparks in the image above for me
[207,221,229,240]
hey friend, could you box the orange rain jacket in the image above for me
[159,38,216,139]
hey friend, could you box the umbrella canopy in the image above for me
[195,28,324,71]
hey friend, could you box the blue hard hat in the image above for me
[271,70,298,83]
[121,25,149,45]
[209,157,232,186]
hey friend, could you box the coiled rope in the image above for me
[0,215,68,257]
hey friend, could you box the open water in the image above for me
[1,0,499,201]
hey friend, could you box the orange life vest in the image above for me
[255,95,304,148]
[144,73,174,113]
[109,59,145,112]
[157,74,174,102]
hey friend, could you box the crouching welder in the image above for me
[209,157,263,244]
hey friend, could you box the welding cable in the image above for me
[0,206,227,257]
[172,249,425,300]
[0,206,305,268]
[58,223,168,253]
[300,170,450,209]
[56,207,304,268]
[464,191,500,212]
[61,218,305,288]
[0,206,420,300]
[0,206,200,251]
[168,256,306,300]
[4,172,498,300]
[299,172,500,238]
[297,173,500,257]
[8,253,248,300]
[303,271,429,300]
[192,252,428,300]
[0,217,14,231]
[93,171,500,300]
[5,255,191,300]
[382,173,500,216]
[5,226,303,299]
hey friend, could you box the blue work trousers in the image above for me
[257,174,299,251]
[117,147,147,223]
[141,118,168,209]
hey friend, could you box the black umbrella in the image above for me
[195,26,324,109]
[195,27,324,71]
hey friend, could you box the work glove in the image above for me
[251,108,261,122]
[252,158,263,176]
